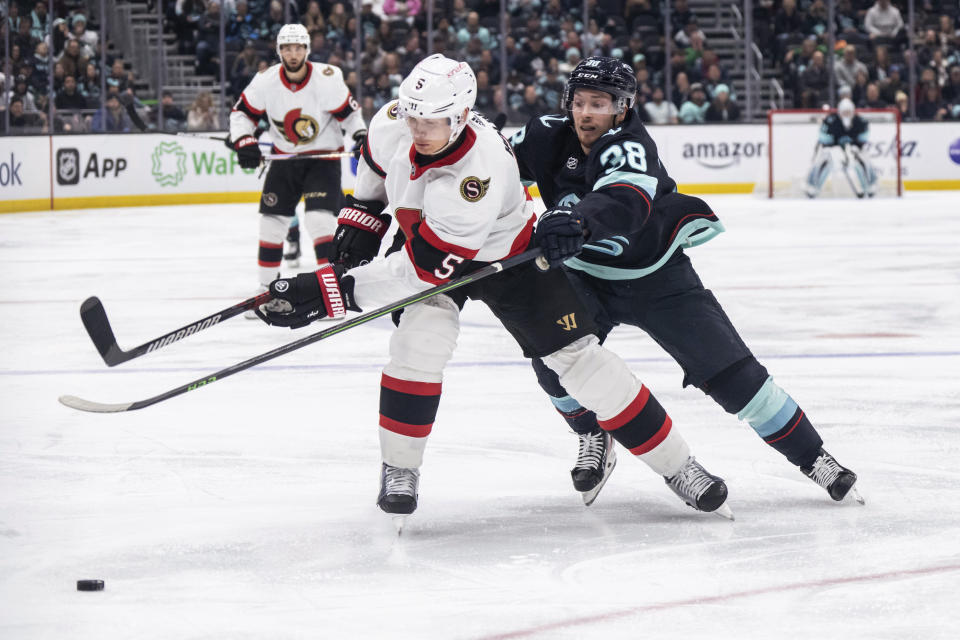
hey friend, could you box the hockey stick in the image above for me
[59,249,546,413]
[263,150,359,161]
[79,291,273,367]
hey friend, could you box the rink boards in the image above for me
[1,122,958,213]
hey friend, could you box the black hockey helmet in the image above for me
[562,56,637,114]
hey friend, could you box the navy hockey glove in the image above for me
[332,195,392,269]
[233,135,262,169]
[535,207,586,269]
[255,266,360,329]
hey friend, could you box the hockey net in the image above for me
[757,108,902,198]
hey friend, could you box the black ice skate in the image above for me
[283,234,301,268]
[571,429,617,506]
[378,463,419,534]
[801,448,864,504]
[665,456,733,519]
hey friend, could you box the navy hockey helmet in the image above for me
[562,56,637,114]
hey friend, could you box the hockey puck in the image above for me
[76,579,104,591]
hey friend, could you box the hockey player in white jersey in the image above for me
[254,54,733,526]
[229,23,366,313]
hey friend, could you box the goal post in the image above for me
[758,108,902,198]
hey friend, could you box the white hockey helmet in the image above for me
[837,98,855,128]
[276,23,310,57]
[397,54,477,145]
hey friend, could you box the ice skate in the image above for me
[283,239,301,268]
[665,456,733,519]
[378,463,419,534]
[801,448,864,504]
[571,429,617,506]
[284,223,301,268]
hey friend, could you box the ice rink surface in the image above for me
[1,193,958,639]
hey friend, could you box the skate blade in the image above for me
[392,515,408,535]
[284,259,300,268]
[849,486,865,505]
[712,501,735,521]
[582,450,617,507]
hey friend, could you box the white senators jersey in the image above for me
[348,101,536,310]
[229,62,364,154]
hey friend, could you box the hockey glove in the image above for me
[534,206,586,269]
[255,265,361,329]
[234,135,262,169]
[332,195,392,269]
[352,129,367,153]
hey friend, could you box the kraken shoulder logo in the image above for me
[151,142,188,187]
[387,101,400,120]
[565,156,578,170]
[459,176,490,202]
[272,109,321,145]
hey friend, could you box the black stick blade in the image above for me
[79,297,127,365]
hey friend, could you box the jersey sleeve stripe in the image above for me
[403,242,447,285]
[504,213,536,258]
[330,94,357,121]
[418,221,480,260]
[233,93,265,123]
[594,171,658,200]
[361,134,387,178]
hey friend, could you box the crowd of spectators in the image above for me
[161,0,748,126]
[761,0,960,120]
[4,0,959,135]
[0,0,152,133]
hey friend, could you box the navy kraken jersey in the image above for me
[510,109,725,280]
[818,113,869,148]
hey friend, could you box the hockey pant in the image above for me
[378,296,692,478]
[532,251,825,469]
[257,211,337,285]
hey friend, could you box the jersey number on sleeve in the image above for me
[599,141,647,174]
[435,254,465,279]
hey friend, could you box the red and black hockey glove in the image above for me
[233,135,262,169]
[332,195,392,269]
[534,206,587,269]
[255,265,361,329]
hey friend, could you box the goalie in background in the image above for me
[805,98,878,198]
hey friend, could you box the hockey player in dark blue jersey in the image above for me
[805,98,878,198]
[512,56,862,508]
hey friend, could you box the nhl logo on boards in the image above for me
[566,156,578,170]
[57,148,80,185]
[262,192,279,207]
[459,176,490,202]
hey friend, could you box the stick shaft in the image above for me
[60,249,541,413]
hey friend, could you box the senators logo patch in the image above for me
[322,65,334,76]
[386,102,400,120]
[271,109,320,145]
[459,176,490,202]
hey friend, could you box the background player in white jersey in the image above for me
[805,98,878,198]
[254,54,732,525]
[229,23,366,310]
